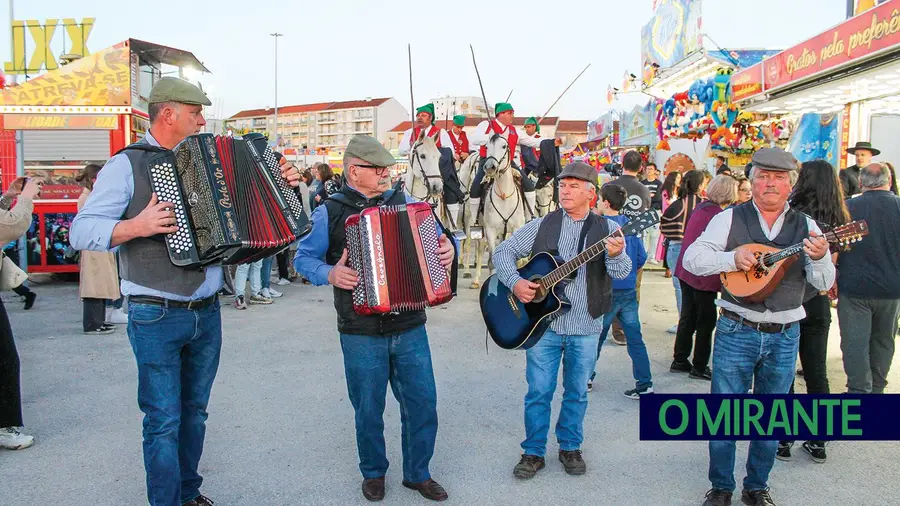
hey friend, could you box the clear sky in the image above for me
[7,0,847,122]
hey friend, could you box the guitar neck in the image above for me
[761,231,837,267]
[540,238,610,289]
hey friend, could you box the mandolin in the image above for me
[479,209,660,350]
[720,220,868,303]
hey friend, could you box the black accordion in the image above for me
[147,132,311,268]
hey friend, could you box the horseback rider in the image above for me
[448,115,471,162]
[469,103,557,221]
[521,117,542,177]
[399,103,465,226]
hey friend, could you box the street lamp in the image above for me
[270,32,283,147]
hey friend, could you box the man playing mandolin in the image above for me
[681,148,834,506]
[492,162,630,480]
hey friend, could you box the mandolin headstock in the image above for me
[827,220,869,247]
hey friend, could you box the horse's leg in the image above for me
[470,236,483,289]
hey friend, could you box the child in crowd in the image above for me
[589,184,652,399]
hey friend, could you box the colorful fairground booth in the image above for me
[734,0,900,170]
[637,0,781,173]
[0,38,209,273]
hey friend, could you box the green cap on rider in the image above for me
[415,103,435,128]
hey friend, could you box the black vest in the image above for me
[324,186,427,336]
[530,210,612,318]
[722,202,809,313]
[116,139,208,297]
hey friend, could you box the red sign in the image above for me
[765,1,900,90]
[840,104,852,169]
[732,64,764,102]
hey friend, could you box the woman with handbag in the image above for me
[0,176,42,450]
[75,165,120,335]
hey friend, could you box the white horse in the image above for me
[404,130,444,202]
[533,179,556,217]
[470,134,526,289]
[452,153,480,271]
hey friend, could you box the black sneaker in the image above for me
[775,441,792,461]
[690,367,713,380]
[558,449,586,475]
[512,454,545,479]
[741,488,776,506]
[702,488,733,506]
[670,360,692,373]
[587,379,593,392]
[623,385,654,399]
[23,292,36,310]
[801,441,827,463]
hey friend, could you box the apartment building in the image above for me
[430,95,490,121]
[225,97,408,151]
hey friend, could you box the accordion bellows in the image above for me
[345,202,453,315]
[148,133,310,268]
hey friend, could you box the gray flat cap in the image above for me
[751,147,798,172]
[345,135,395,168]
[559,161,597,183]
[148,77,212,106]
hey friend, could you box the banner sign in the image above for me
[640,0,703,70]
[764,1,900,91]
[732,64,764,102]
[5,114,118,129]
[640,394,900,441]
[588,112,616,142]
[0,42,131,107]
[4,18,95,75]
[788,112,841,166]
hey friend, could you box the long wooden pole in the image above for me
[469,45,493,122]
[537,63,590,124]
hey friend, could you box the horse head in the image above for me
[409,129,443,198]
[483,133,511,179]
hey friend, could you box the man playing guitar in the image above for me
[680,148,834,506]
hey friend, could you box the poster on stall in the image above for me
[787,113,840,166]
[640,0,703,70]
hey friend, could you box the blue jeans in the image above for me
[708,316,799,492]
[260,255,274,290]
[127,300,222,506]
[522,329,599,457]
[593,289,653,388]
[234,260,262,297]
[666,241,683,315]
[339,325,438,483]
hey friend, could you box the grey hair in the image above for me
[148,101,177,123]
[860,163,891,189]
[705,175,738,205]
[342,154,364,173]
[749,166,799,186]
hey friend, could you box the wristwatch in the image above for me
[0,194,12,210]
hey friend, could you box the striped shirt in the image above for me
[493,212,632,336]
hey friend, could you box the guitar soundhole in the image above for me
[751,252,768,279]
[529,275,548,303]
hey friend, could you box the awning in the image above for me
[644,48,780,99]
[129,38,210,73]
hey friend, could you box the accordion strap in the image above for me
[114,141,169,157]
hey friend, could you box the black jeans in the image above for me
[83,298,107,332]
[673,281,717,371]
[276,250,290,279]
[0,298,23,427]
[782,293,832,446]
[12,284,32,297]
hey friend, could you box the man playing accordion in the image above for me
[294,135,456,502]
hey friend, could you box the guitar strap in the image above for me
[578,215,595,254]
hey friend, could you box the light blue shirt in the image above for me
[69,131,223,301]
[294,184,455,286]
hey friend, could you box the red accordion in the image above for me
[345,202,453,315]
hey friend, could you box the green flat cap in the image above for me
[148,77,212,106]
[750,147,798,172]
[415,103,435,120]
[495,102,514,114]
[524,117,538,126]
[453,115,466,127]
[345,135,395,168]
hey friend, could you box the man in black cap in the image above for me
[840,141,879,197]
[492,162,630,480]
[681,147,834,506]
[71,77,302,506]
[294,135,456,502]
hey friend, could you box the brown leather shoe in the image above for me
[402,479,448,501]
[362,477,385,502]
[558,449,586,475]
[183,495,214,506]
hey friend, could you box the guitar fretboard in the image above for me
[540,240,609,288]
[761,230,838,266]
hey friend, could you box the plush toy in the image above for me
[687,80,705,122]
[710,101,739,142]
[663,98,677,130]
[713,68,734,105]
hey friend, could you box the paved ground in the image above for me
[1,269,898,506]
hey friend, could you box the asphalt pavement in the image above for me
[1,270,898,506]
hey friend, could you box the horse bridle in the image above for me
[409,140,444,202]
[484,137,515,200]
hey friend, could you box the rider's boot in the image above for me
[524,191,538,221]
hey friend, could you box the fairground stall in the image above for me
[0,39,208,273]
[734,0,900,168]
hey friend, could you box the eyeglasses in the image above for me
[354,164,389,175]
